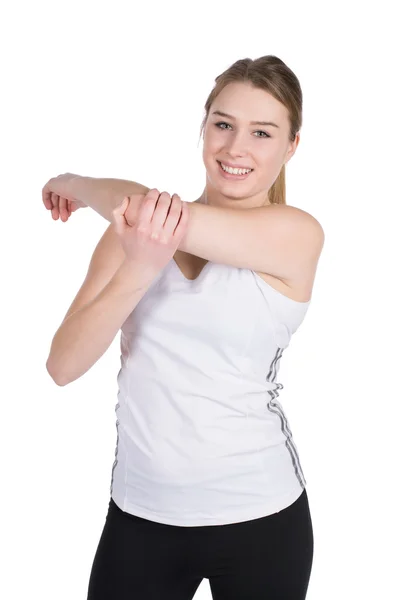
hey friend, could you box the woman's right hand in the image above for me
[112,189,190,275]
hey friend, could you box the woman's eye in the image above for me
[215,122,271,138]
[215,122,231,130]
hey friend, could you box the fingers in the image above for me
[59,197,69,221]
[173,197,189,239]
[42,188,53,210]
[162,194,184,238]
[149,192,177,239]
[43,177,78,222]
[42,183,59,219]
[135,189,165,237]
[135,190,183,244]
[51,193,59,220]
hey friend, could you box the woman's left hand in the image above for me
[42,173,88,222]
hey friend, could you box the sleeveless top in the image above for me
[109,257,311,526]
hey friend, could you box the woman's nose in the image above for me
[224,132,249,156]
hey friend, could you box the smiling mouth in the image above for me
[217,161,254,176]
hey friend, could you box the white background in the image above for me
[1,1,399,598]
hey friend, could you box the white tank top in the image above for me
[109,257,311,526]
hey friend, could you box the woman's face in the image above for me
[202,81,299,208]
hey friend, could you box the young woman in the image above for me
[44,55,324,600]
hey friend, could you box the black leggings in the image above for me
[87,488,314,599]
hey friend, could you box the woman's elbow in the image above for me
[46,359,69,387]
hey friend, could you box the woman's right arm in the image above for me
[46,225,157,386]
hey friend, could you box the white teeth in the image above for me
[220,162,251,175]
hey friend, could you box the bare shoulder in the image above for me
[257,209,324,303]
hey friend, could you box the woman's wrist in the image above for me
[69,176,150,223]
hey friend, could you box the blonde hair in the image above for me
[199,55,303,205]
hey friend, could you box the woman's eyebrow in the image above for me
[211,110,280,129]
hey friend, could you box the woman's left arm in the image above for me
[68,177,324,283]
[68,176,151,222]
